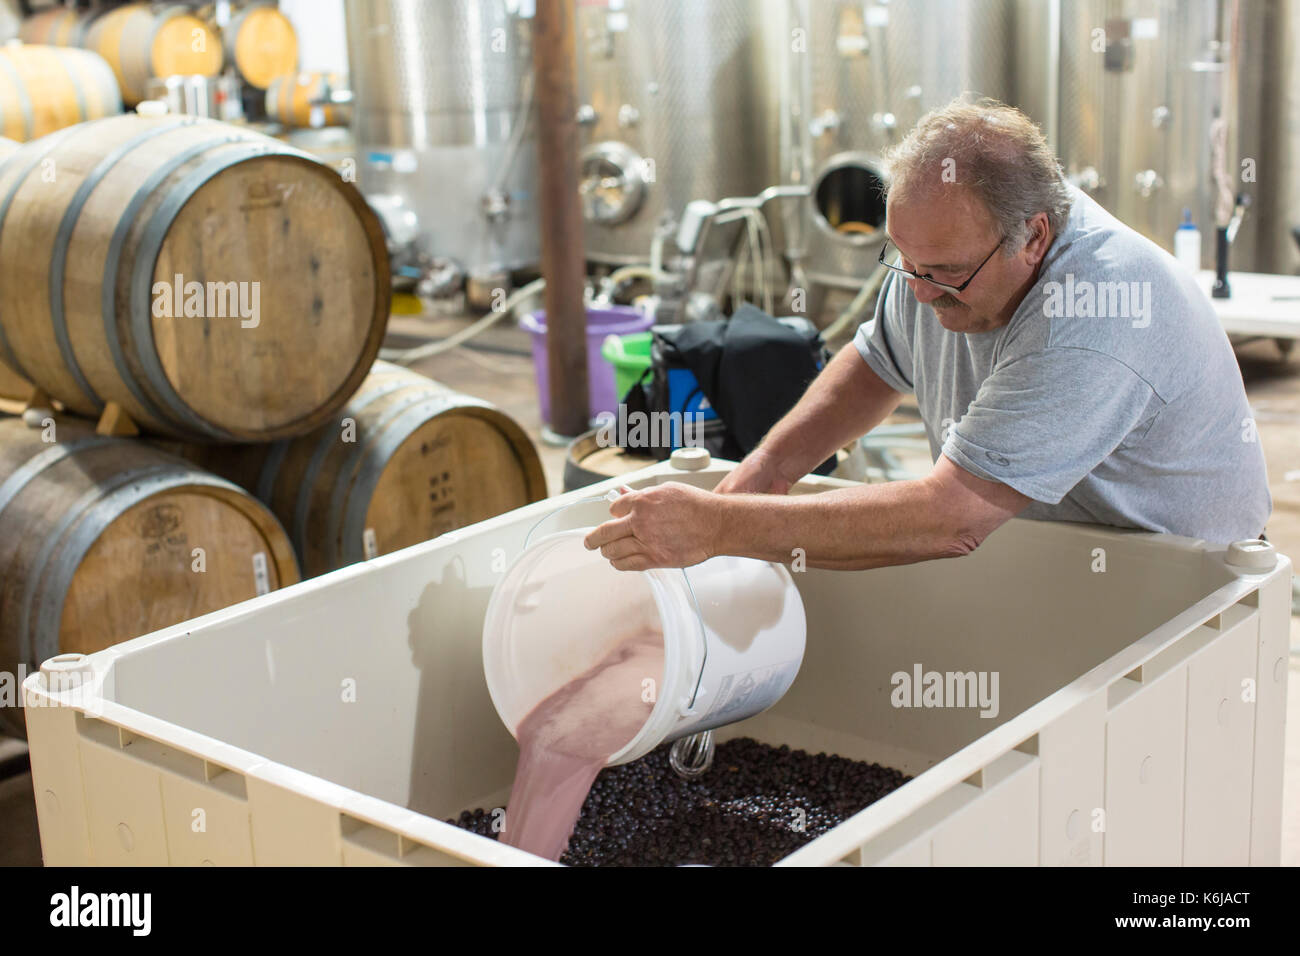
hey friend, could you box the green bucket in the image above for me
[601,331,653,402]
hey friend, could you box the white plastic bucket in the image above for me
[482,528,807,765]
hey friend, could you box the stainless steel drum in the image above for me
[143,74,241,120]
[575,0,777,265]
[775,0,1016,291]
[1018,0,1266,270]
[1247,0,1299,274]
[345,0,540,285]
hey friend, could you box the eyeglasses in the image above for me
[877,236,1004,295]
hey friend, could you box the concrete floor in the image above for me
[1,316,1296,865]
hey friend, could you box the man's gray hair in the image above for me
[881,96,1073,253]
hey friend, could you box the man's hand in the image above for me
[583,482,724,571]
[713,448,797,495]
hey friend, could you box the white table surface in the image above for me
[1197,269,1300,339]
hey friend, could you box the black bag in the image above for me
[618,305,833,473]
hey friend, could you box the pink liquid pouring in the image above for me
[502,627,665,860]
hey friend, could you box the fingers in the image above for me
[715,470,765,495]
[598,537,641,561]
[587,524,654,570]
[608,488,636,517]
[583,515,634,550]
[610,553,655,572]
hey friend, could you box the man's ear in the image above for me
[1025,212,1053,264]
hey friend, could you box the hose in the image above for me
[820,261,888,342]
[488,68,536,200]
[379,277,547,365]
[608,265,660,289]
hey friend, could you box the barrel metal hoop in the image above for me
[254,440,291,504]
[296,379,431,563]
[0,124,85,380]
[30,469,255,668]
[142,10,179,93]
[274,376,411,530]
[340,394,495,566]
[105,133,249,435]
[0,55,34,141]
[0,435,118,519]
[71,17,98,59]
[96,58,124,114]
[52,119,191,410]
[129,143,276,440]
[323,389,458,566]
[19,463,170,668]
[54,49,89,123]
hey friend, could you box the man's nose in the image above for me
[907,275,946,304]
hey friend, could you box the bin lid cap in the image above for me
[1225,538,1276,571]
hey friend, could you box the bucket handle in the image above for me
[521,487,709,711]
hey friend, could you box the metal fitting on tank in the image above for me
[480,189,511,224]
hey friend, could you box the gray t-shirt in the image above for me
[854,185,1271,544]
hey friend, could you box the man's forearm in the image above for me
[752,343,905,480]
[714,478,968,571]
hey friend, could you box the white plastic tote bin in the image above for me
[21,456,1291,866]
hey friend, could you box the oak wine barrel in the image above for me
[0,416,299,736]
[171,362,548,577]
[0,44,122,142]
[224,3,298,90]
[563,428,661,492]
[18,6,93,47]
[265,71,350,128]
[83,2,222,107]
[0,113,390,442]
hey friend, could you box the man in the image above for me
[585,98,1271,571]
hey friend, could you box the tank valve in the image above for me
[810,109,840,137]
[669,730,714,779]
[481,189,511,225]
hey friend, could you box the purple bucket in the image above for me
[520,305,653,424]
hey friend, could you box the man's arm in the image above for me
[714,343,906,495]
[585,454,1034,571]
[715,455,1033,569]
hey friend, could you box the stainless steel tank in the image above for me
[574,0,777,265]
[1022,0,1265,270]
[345,0,540,287]
[1248,0,1299,274]
[777,0,1016,291]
